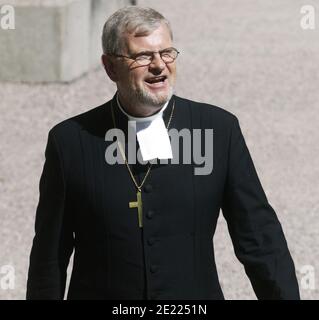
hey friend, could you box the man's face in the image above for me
[114,23,177,110]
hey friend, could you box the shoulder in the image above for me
[48,101,110,142]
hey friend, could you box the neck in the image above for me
[117,93,164,118]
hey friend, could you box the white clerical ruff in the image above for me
[116,94,173,161]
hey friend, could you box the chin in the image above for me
[139,87,173,107]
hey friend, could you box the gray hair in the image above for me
[101,6,173,55]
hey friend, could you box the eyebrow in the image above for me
[133,50,154,56]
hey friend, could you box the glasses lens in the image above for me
[135,55,152,66]
[134,49,179,65]
[163,49,178,61]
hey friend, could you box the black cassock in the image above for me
[27,94,300,300]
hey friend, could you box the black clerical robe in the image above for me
[26,94,300,300]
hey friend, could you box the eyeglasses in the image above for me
[110,47,180,66]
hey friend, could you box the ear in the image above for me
[101,54,118,82]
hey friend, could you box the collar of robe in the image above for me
[116,93,173,161]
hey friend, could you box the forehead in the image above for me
[123,23,172,53]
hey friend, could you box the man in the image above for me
[27,6,300,300]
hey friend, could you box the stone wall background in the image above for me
[0,0,318,299]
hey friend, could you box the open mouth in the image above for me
[144,75,167,84]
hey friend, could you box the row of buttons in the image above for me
[146,210,155,219]
[147,237,156,246]
[150,265,158,273]
[148,237,157,273]
[144,184,158,274]
[144,184,154,220]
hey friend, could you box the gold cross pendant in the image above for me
[129,190,143,228]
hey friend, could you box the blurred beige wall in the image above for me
[0,0,318,299]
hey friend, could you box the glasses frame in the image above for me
[109,47,180,66]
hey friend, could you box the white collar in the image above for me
[115,93,173,161]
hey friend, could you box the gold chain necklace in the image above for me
[110,98,175,228]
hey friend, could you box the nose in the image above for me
[149,52,165,72]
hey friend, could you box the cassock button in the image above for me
[147,237,156,246]
[146,210,155,219]
[150,265,158,273]
[144,184,153,193]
